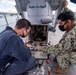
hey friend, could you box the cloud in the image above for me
[0,0,16,5]
[0,8,8,12]
[0,0,17,13]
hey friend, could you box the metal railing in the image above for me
[0,12,19,25]
[0,12,19,32]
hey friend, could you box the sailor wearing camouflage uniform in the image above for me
[41,11,76,74]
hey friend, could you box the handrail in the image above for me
[0,12,18,15]
[0,22,16,27]
[0,12,19,26]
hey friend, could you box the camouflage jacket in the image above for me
[41,24,76,56]
[62,7,71,12]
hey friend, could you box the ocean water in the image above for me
[0,15,18,33]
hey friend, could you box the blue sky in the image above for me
[0,0,76,13]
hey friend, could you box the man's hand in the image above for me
[26,43,32,48]
[24,40,33,48]
[36,46,42,50]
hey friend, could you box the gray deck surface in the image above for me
[26,56,76,75]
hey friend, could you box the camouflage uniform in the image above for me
[62,7,72,13]
[41,24,76,69]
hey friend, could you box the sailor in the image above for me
[62,0,71,12]
[0,19,36,75]
[38,11,76,74]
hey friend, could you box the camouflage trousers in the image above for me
[56,51,76,69]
